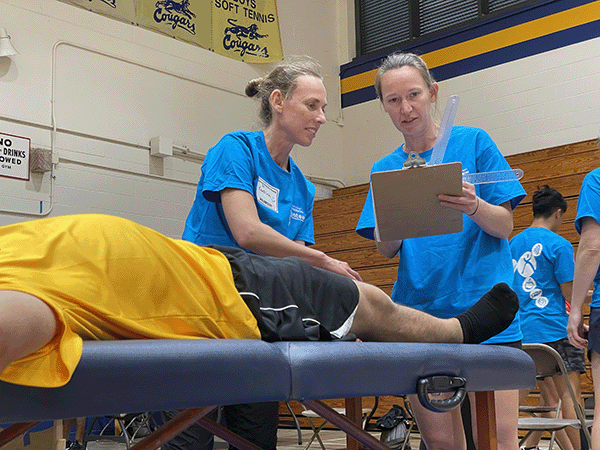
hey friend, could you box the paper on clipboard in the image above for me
[371,162,463,241]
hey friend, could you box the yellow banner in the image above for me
[59,0,283,63]
[57,0,136,23]
[211,0,283,62]
[135,0,211,49]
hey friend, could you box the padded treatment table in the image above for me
[0,339,535,450]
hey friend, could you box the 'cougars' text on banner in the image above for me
[212,0,283,62]
[59,0,283,63]
[135,0,211,49]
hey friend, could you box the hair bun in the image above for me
[245,78,262,97]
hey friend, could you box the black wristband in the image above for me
[467,197,479,216]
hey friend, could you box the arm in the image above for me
[568,217,600,348]
[373,224,402,259]
[438,181,513,239]
[560,280,573,311]
[221,188,362,281]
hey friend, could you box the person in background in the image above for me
[356,52,526,450]
[511,185,585,450]
[568,164,600,450]
[178,57,360,450]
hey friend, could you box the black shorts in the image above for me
[544,337,586,376]
[209,245,360,342]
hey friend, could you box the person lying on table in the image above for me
[0,213,518,388]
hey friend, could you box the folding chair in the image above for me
[585,395,594,419]
[518,343,592,450]
[82,412,155,449]
[397,396,417,450]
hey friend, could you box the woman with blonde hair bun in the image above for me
[179,57,361,450]
[183,57,359,280]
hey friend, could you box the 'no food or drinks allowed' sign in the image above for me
[0,132,30,181]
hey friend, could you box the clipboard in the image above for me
[370,162,464,241]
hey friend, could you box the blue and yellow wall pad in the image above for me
[340,0,600,108]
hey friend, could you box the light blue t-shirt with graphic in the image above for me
[356,126,526,344]
[183,130,315,248]
[575,167,600,308]
[510,227,574,343]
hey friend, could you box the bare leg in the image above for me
[554,371,584,450]
[592,351,600,450]
[349,282,461,342]
[469,390,519,450]
[75,417,85,443]
[63,419,75,440]
[349,282,518,450]
[521,378,575,450]
[0,290,57,374]
[409,393,467,450]
[349,281,518,344]
[493,389,519,450]
[519,380,551,450]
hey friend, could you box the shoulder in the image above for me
[509,228,534,246]
[451,126,495,148]
[371,146,405,172]
[510,228,563,248]
[552,232,574,250]
[529,229,573,257]
[215,130,261,147]
[446,127,500,164]
[289,158,316,196]
[206,130,264,163]
[577,169,600,207]
[583,167,600,187]
[453,126,491,138]
[453,126,484,135]
[534,228,571,246]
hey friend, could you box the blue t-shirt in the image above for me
[510,227,574,343]
[356,126,526,344]
[182,130,316,248]
[575,167,600,307]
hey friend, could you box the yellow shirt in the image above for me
[0,214,260,387]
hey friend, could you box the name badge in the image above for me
[257,177,279,212]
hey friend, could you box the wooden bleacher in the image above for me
[281,137,600,427]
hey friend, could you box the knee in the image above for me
[350,282,397,338]
[356,282,396,313]
[0,290,57,374]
